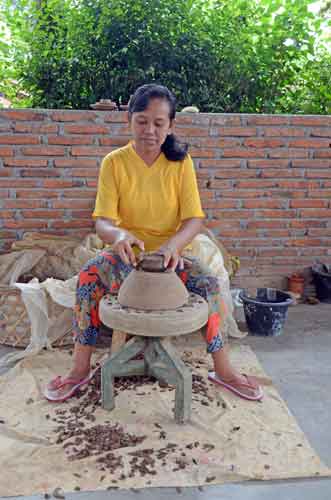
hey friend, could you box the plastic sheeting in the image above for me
[187,233,246,340]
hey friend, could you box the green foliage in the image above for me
[2,0,331,112]
[0,6,32,107]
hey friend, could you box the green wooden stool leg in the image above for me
[101,366,116,411]
[174,372,192,424]
[102,334,192,423]
[148,337,192,424]
[101,336,146,410]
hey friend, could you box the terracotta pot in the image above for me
[137,253,165,272]
[288,274,305,295]
[118,269,189,310]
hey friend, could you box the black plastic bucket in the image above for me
[239,288,293,337]
[312,264,331,303]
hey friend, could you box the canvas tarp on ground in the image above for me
[0,339,329,497]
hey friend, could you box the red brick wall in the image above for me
[1,109,331,289]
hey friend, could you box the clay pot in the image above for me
[137,253,165,272]
[288,273,305,295]
[118,269,189,310]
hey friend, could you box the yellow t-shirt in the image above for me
[92,142,205,252]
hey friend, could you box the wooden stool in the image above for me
[99,293,208,423]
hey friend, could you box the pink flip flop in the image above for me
[44,369,97,403]
[208,371,264,401]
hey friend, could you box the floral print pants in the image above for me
[73,249,224,353]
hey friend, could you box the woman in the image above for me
[45,84,263,402]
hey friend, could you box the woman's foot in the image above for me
[45,369,92,402]
[210,345,263,400]
[44,342,95,402]
[208,371,263,401]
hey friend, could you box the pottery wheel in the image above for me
[99,293,209,337]
[99,293,209,423]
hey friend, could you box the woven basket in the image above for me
[0,284,73,348]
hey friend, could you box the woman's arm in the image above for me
[158,217,204,270]
[95,217,145,265]
[95,217,128,245]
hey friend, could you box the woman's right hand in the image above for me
[112,233,145,266]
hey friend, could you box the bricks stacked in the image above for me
[0,110,330,288]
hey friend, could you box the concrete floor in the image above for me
[1,303,331,499]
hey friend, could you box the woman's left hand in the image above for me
[158,244,184,271]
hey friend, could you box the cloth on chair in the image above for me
[186,232,246,342]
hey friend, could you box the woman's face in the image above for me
[129,98,173,153]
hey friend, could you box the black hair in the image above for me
[128,84,188,161]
